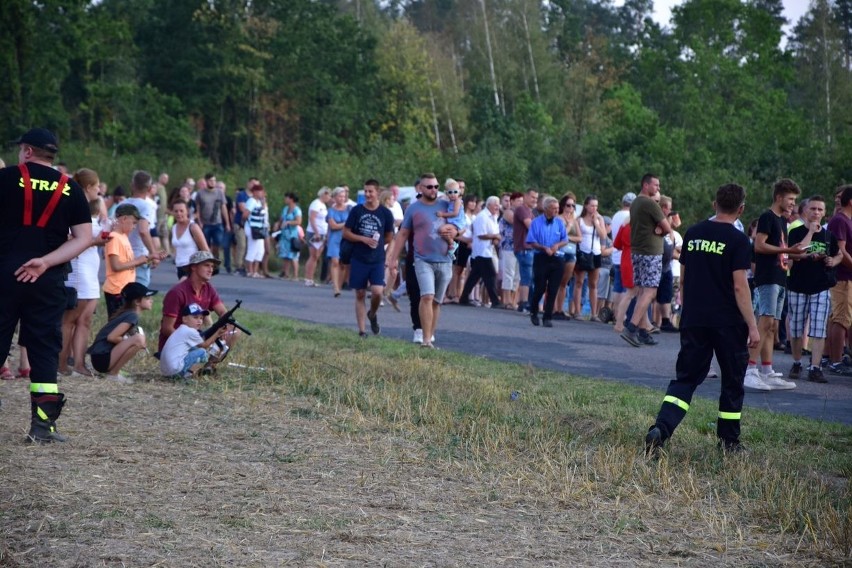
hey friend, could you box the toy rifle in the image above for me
[202,299,252,340]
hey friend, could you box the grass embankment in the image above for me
[130,304,852,564]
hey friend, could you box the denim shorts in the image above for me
[414,258,452,303]
[180,347,209,375]
[755,283,786,320]
[515,250,534,286]
[612,264,625,293]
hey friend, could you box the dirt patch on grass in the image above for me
[0,367,837,567]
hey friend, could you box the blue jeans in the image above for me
[203,223,225,248]
[514,250,534,286]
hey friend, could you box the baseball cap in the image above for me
[622,192,637,205]
[188,250,221,265]
[121,282,157,301]
[114,203,141,219]
[14,128,59,153]
[181,303,209,317]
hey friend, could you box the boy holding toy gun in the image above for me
[157,251,244,358]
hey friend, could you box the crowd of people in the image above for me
[1,126,847,452]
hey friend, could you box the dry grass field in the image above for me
[0,309,849,567]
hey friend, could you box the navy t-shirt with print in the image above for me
[344,204,395,264]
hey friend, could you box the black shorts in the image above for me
[454,242,472,267]
[90,351,111,373]
[656,270,674,303]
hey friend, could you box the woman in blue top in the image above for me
[275,193,302,279]
[326,187,351,296]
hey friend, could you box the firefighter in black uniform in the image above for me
[0,128,91,442]
[645,183,760,455]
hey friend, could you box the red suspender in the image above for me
[19,163,68,228]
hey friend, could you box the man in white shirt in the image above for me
[458,196,502,308]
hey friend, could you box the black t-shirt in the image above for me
[87,311,139,355]
[787,225,838,294]
[680,220,751,329]
[0,162,90,271]
[753,209,789,287]
[344,204,396,264]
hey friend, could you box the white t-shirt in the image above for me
[308,199,329,235]
[667,230,684,278]
[390,201,404,227]
[471,209,499,259]
[160,324,204,376]
[610,209,630,265]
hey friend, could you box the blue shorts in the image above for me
[515,250,534,286]
[202,223,225,248]
[612,264,625,294]
[755,283,786,320]
[349,258,385,290]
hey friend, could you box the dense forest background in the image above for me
[1,0,850,223]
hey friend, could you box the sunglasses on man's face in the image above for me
[423,184,440,190]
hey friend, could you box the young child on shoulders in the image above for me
[159,303,228,380]
[437,178,467,257]
[87,282,156,384]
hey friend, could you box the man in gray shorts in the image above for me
[621,173,672,347]
[386,173,458,348]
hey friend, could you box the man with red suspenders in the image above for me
[0,128,91,442]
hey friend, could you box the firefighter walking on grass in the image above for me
[645,183,760,455]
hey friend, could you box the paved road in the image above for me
[150,269,852,426]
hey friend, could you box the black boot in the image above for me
[28,393,67,443]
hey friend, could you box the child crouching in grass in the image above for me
[159,303,228,380]
[86,282,156,384]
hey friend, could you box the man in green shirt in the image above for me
[622,173,672,347]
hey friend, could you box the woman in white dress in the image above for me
[59,168,111,376]
[171,200,209,280]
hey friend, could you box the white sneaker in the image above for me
[762,369,783,378]
[106,373,134,385]
[744,368,773,391]
[760,375,797,390]
[412,329,423,344]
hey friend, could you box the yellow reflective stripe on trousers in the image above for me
[663,395,689,411]
[718,411,741,420]
[30,383,59,394]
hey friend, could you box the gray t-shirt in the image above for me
[122,196,154,256]
[401,200,452,263]
[196,188,226,225]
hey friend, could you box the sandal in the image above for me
[0,367,14,380]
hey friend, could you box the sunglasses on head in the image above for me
[423,184,440,190]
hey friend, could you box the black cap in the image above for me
[14,128,59,153]
[121,282,158,301]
